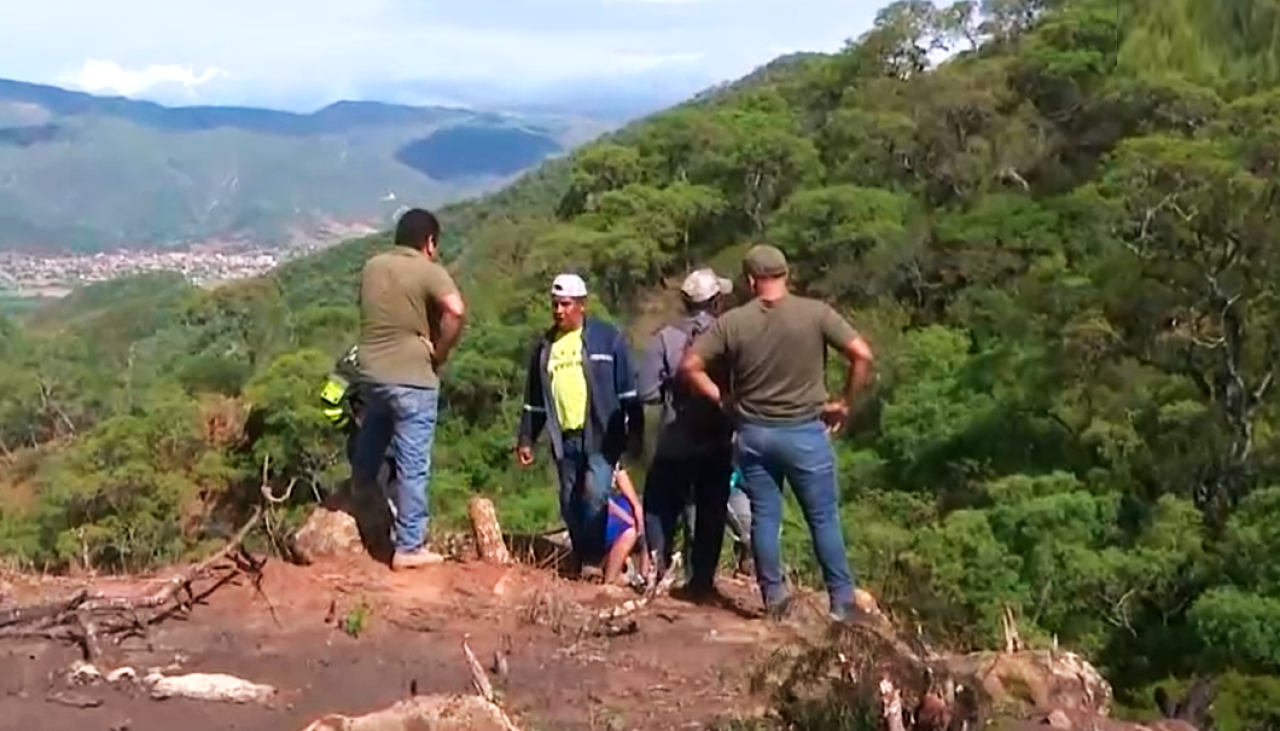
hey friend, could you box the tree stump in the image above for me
[467,498,512,565]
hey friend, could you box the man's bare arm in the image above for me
[679,350,722,405]
[432,291,467,366]
[839,335,874,406]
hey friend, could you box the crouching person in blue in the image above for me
[515,273,645,573]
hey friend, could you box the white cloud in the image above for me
[0,0,886,108]
[66,60,228,97]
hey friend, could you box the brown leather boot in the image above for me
[392,548,445,570]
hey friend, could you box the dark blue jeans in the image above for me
[353,383,439,554]
[556,431,616,565]
[735,419,854,614]
[345,425,396,493]
[643,447,732,591]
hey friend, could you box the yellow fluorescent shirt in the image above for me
[548,328,588,431]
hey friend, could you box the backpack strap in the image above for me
[657,326,678,405]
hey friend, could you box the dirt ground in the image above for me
[0,555,811,731]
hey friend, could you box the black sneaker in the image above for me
[672,581,725,607]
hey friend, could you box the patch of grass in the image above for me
[342,600,371,638]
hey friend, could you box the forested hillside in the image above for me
[3,0,1280,726]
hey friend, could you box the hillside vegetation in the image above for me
[3,0,1280,726]
[0,78,609,252]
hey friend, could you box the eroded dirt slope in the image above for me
[1,556,787,731]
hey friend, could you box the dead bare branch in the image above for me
[462,634,495,702]
[0,507,265,657]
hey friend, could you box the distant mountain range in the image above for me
[0,77,616,253]
[349,69,724,121]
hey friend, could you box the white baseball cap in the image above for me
[680,268,733,303]
[551,273,588,298]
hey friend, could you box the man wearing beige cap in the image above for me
[637,268,736,598]
[680,245,874,622]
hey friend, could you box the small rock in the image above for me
[68,661,101,685]
[299,695,521,731]
[854,588,881,615]
[46,690,102,708]
[106,667,137,684]
[146,671,277,705]
[293,507,365,562]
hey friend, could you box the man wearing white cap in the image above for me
[516,273,645,571]
[637,268,736,598]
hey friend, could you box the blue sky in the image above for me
[0,0,884,110]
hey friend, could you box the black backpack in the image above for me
[327,345,366,419]
[662,318,734,444]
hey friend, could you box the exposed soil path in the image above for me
[0,556,797,731]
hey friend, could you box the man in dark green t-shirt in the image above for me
[680,244,874,622]
[354,208,466,571]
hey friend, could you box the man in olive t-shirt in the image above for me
[680,244,874,622]
[353,208,466,571]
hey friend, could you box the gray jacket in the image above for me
[637,312,729,456]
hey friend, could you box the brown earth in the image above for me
[0,554,790,731]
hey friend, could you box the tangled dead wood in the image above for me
[746,603,1133,731]
[0,506,265,662]
[746,601,1218,731]
[0,457,298,665]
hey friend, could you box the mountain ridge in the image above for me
[0,76,614,254]
[0,77,506,134]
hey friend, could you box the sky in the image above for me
[0,0,884,111]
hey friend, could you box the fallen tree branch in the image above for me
[461,634,522,731]
[594,552,683,624]
[0,506,265,654]
[0,588,88,629]
[462,634,495,702]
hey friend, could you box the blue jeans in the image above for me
[353,384,439,554]
[556,431,616,565]
[735,419,854,615]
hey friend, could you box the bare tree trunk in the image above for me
[468,498,512,565]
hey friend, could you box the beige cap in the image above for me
[680,268,733,303]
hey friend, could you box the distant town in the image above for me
[0,224,379,302]
[0,248,283,296]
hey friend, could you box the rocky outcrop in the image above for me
[298,694,519,731]
[862,611,1216,731]
[290,483,392,564]
[756,596,1215,731]
[292,506,364,562]
[940,648,1112,716]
